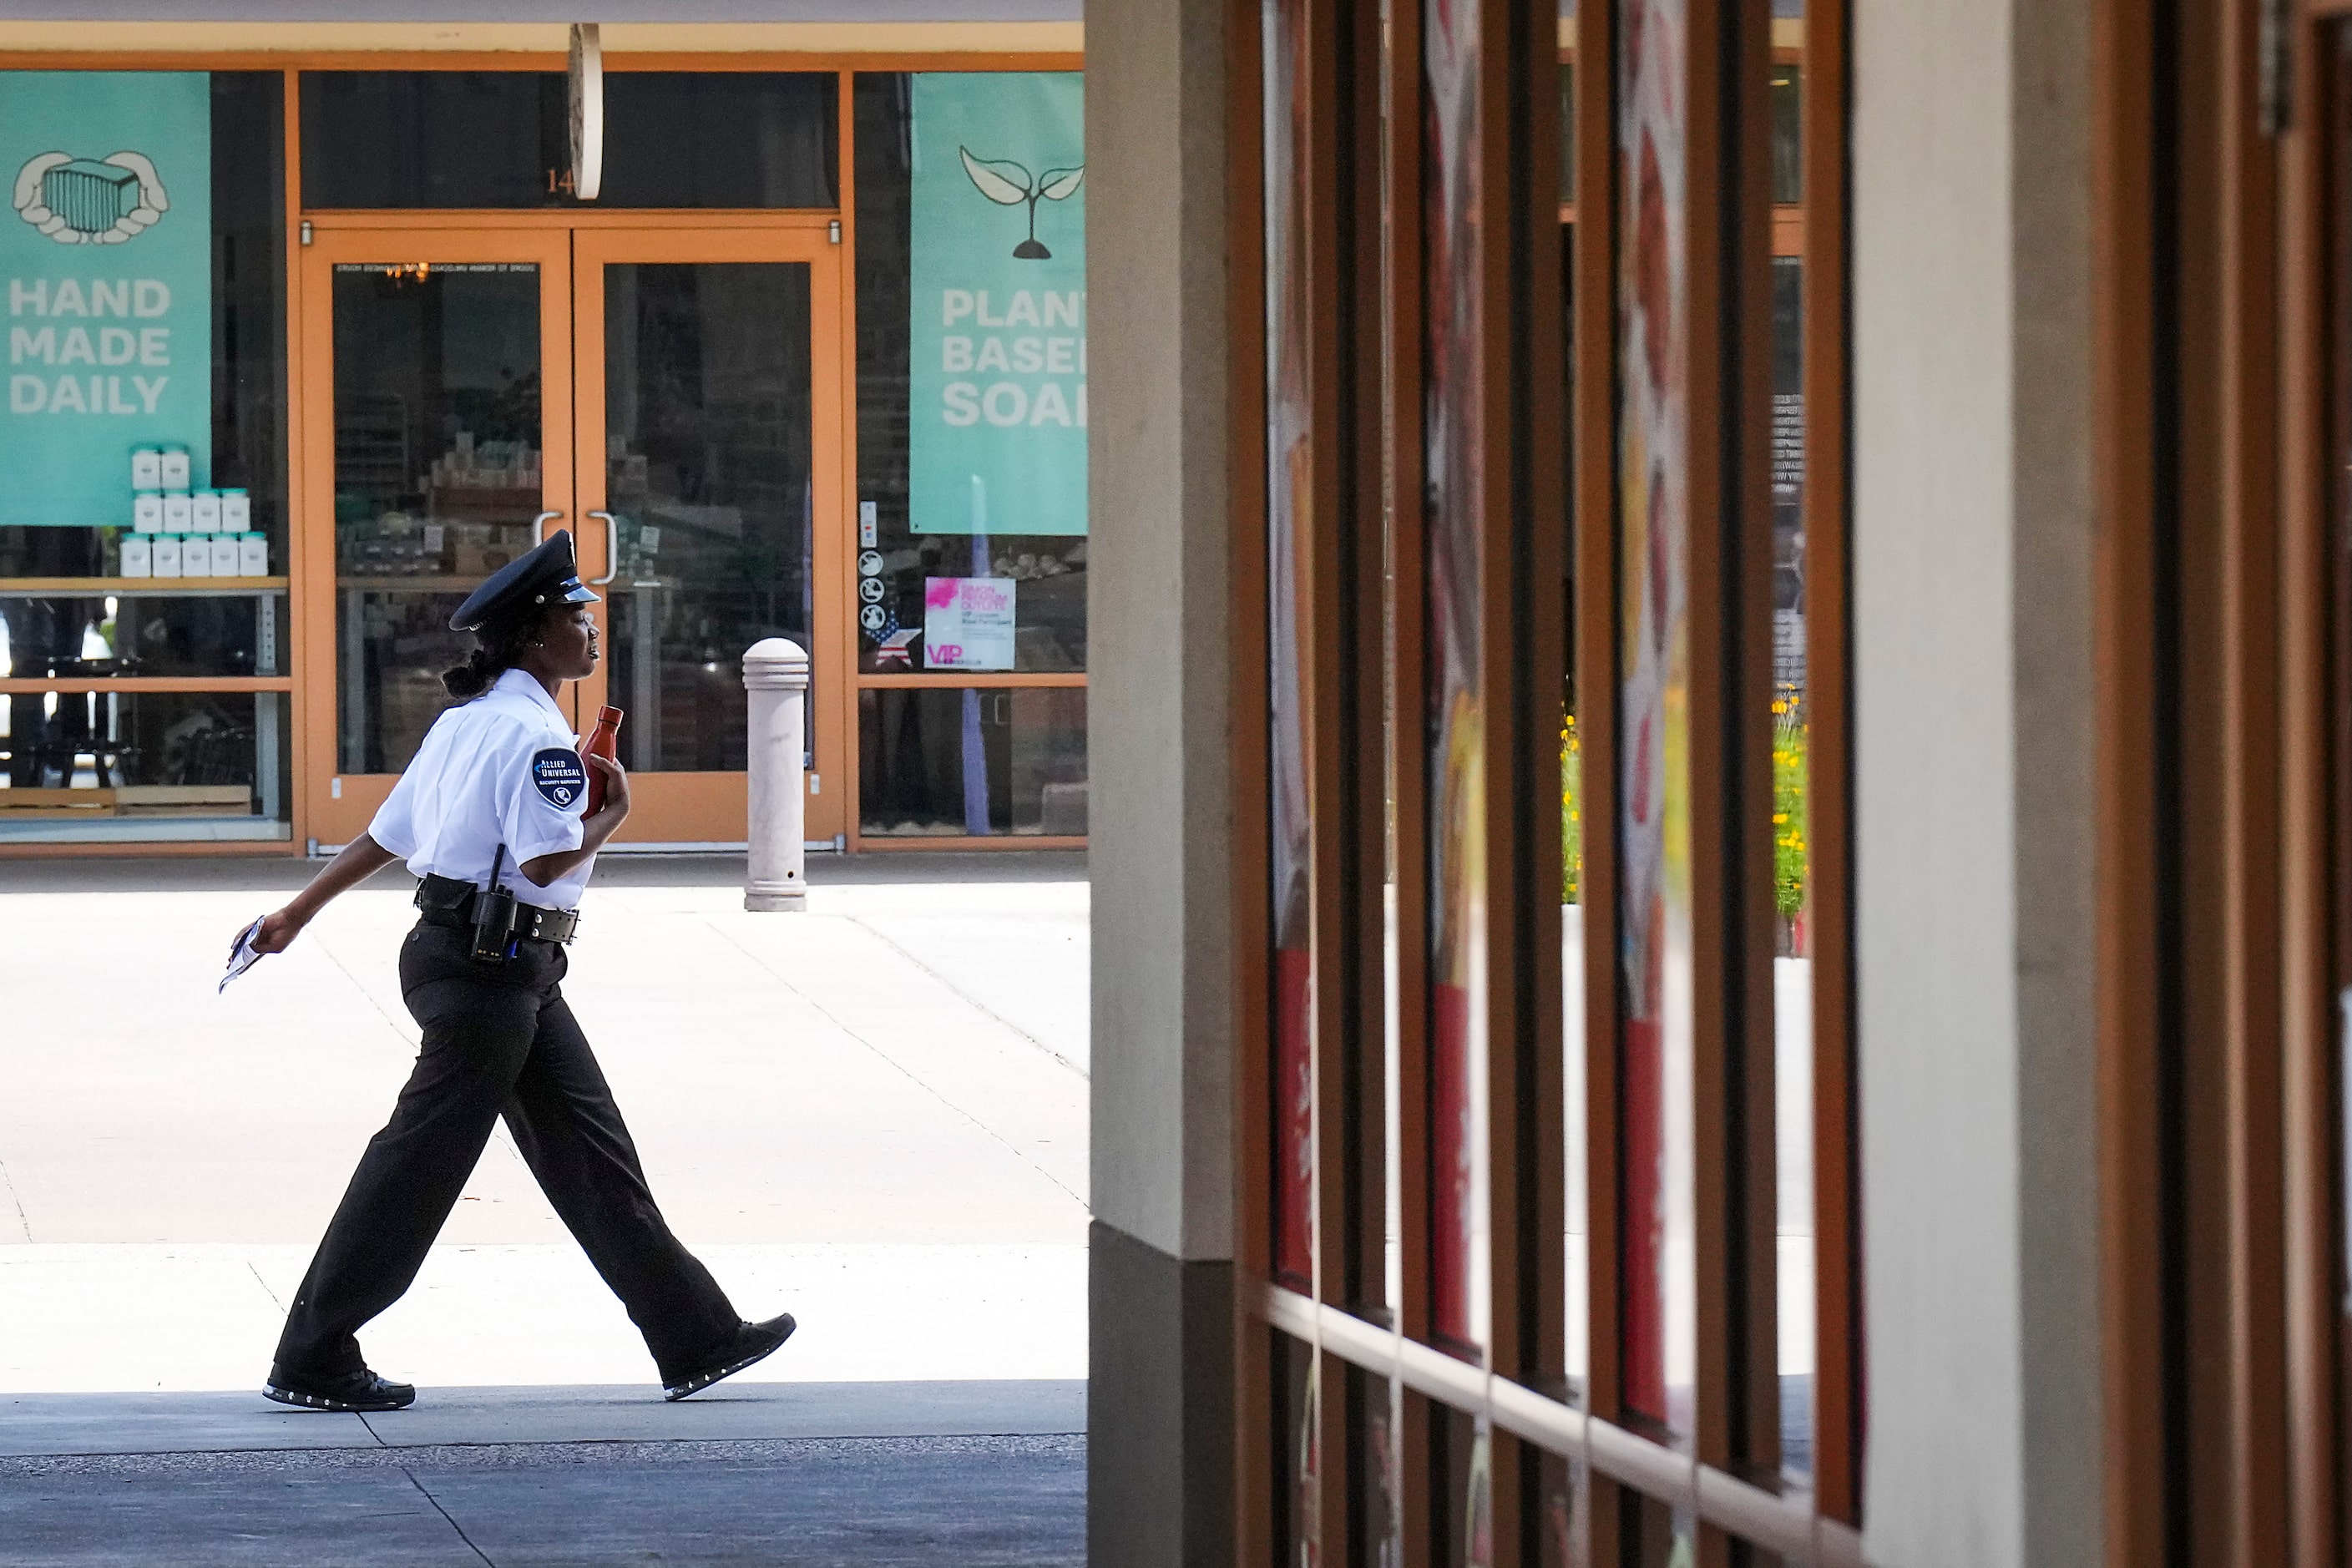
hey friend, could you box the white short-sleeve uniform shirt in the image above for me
[367,668,594,910]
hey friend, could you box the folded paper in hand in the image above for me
[220,918,266,994]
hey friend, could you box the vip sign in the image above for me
[908,72,1085,538]
[0,73,211,527]
[923,576,1017,671]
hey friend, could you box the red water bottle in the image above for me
[580,706,624,814]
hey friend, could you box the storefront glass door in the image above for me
[301,230,573,845]
[302,222,842,849]
[572,228,847,845]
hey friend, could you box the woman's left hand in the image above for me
[584,752,630,829]
[523,756,631,887]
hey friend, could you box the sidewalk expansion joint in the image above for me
[401,1464,497,1567]
[706,921,1089,1211]
[0,1154,31,1243]
[842,914,1089,1080]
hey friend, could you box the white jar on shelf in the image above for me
[152,534,182,577]
[119,535,151,578]
[161,492,191,531]
[220,488,250,529]
[191,490,220,530]
[159,445,191,490]
[131,447,162,489]
[133,493,163,533]
[239,532,268,576]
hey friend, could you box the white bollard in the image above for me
[741,637,809,912]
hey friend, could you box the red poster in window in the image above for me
[1621,1012,1667,1419]
[1431,978,1475,1347]
[1423,0,1488,1365]
[1263,0,1316,1297]
[1616,0,1691,1438]
[1275,945,1314,1287]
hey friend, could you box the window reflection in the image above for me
[0,689,289,842]
[331,261,543,775]
[1771,252,1816,1486]
[602,262,816,774]
[856,685,1085,837]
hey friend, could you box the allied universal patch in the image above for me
[530,748,589,810]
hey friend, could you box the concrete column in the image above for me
[1085,0,1238,1561]
[741,638,808,912]
[1852,1,2098,1564]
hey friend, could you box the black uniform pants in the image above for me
[273,921,741,1384]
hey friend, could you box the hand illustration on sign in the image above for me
[958,147,1083,259]
[13,149,169,245]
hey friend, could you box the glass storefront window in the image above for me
[602,75,839,209]
[1771,246,1816,1490]
[0,688,289,842]
[0,71,286,583]
[852,73,1088,676]
[857,685,1085,837]
[0,587,283,681]
[1771,63,1802,206]
[301,73,839,210]
[1560,61,1576,207]
[1,63,1090,852]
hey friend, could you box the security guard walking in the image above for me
[248,530,793,1413]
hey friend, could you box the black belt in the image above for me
[413,873,581,945]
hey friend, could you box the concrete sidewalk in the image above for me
[0,1380,1085,1457]
[0,853,1088,1388]
[0,1433,1085,1566]
[0,852,1090,1563]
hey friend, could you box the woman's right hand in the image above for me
[249,906,306,955]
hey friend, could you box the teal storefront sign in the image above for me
[908,71,1085,538]
[0,72,211,528]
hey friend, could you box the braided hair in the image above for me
[440,606,542,700]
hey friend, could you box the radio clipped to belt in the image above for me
[470,846,521,964]
[412,857,583,957]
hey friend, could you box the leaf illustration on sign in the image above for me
[959,145,1084,260]
[12,149,169,245]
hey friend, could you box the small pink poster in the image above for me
[923,575,1017,670]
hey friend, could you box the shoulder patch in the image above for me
[529,748,589,811]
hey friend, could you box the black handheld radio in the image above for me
[469,844,519,964]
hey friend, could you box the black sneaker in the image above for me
[661,1313,796,1401]
[263,1365,417,1413]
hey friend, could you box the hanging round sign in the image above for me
[569,23,604,202]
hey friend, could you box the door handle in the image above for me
[587,511,619,585]
[533,510,564,546]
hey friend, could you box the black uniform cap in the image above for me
[449,529,601,633]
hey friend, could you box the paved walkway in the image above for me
[0,852,1090,1565]
[2,1434,1085,1567]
